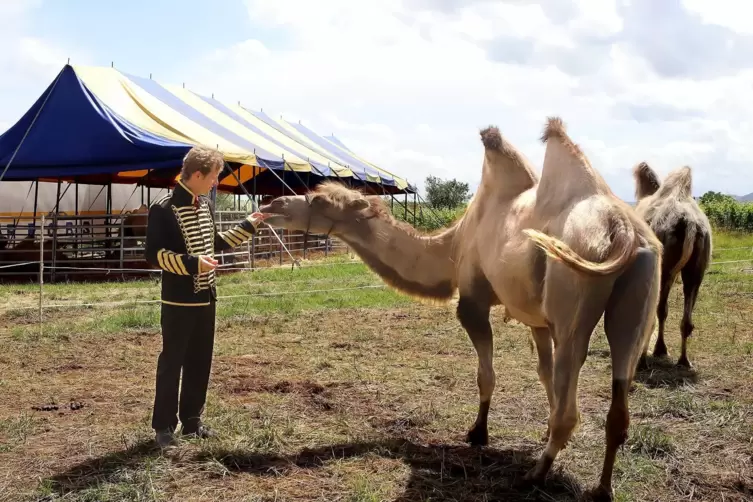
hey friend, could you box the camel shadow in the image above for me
[39,439,161,497]
[38,437,584,501]
[195,438,585,501]
[635,355,699,389]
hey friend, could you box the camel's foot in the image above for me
[676,356,693,369]
[637,355,649,371]
[523,454,553,484]
[587,485,614,502]
[465,424,488,446]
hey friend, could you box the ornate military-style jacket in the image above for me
[145,181,259,306]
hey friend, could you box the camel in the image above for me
[258,117,662,500]
[120,204,149,250]
[632,162,712,368]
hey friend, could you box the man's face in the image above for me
[190,167,220,195]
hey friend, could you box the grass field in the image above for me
[0,233,752,501]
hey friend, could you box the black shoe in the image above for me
[181,422,217,439]
[155,429,177,448]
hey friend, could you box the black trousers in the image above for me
[151,300,216,432]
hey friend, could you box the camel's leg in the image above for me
[531,326,554,441]
[678,233,710,368]
[456,276,496,447]
[651,269,676,359]
[525,270,614,483]
[593,248,660,501]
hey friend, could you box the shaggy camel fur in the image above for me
[259,117,662,500]
[633,162,712,368]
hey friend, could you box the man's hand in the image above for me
[199,255,218,273]
[248,212,269,227]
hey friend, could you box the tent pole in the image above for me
[413,193,417,225]
[279,165,284,265]
[303,171,310,259]
[54,179,62,214]
[32,179,39,225]
[28,180,40,243]
[75,179,79,261]
[106,182,112,262]
[252,164,256,270]
[51,179,62,283]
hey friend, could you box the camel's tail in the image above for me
[523,213,639,276]
[633,162,661,200]
[670,219,698,277]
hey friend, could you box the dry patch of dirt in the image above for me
[0,294,751,501]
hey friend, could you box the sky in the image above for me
[1,0,752,201]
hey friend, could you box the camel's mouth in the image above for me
[258,203,290,221]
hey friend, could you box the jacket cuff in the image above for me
[240,214,262,233]
[183,254,200,275]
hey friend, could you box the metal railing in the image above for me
[0,212,349,282]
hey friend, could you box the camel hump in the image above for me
[539,117,567,144]
[633,161,661,200]
[480,126,502,151]
[539,116,587,163]
[658,166,693,199]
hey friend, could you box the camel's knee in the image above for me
[476,364,496,401]
[546,410,580,450]
[537,359,553,382]
[606,379,630,448]
[681,316,694,339]
[657,295,669,321]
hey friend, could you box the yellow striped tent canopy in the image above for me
[0,64,416,196]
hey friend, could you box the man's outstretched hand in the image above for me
[248,212,271,227]
[199,255,218,273]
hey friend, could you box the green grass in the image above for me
[0,231,751,502]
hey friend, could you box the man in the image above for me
[145,145,267,447]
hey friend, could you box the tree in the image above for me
[699,191,737,205]
[424,175,471,209]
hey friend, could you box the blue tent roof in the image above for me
[0,65,193,181]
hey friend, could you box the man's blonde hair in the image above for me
[180,145,224,182]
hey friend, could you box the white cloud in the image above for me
[682,0,753,35]
[1,0,750,202]
[182,0,753,199]
[0,1,90,135]
[176,0,753,199]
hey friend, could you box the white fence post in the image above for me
[39,215,44,337]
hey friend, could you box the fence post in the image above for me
[39,215,44,337]
[119,217,124,272]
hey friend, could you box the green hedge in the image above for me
[391,198,753,234]
[391,202,465,232]
[700,200,753,232]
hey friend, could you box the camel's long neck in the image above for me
[337,218,457,301]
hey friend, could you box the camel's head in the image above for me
[259,182,371,234]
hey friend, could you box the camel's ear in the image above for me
[348,199,369,211]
